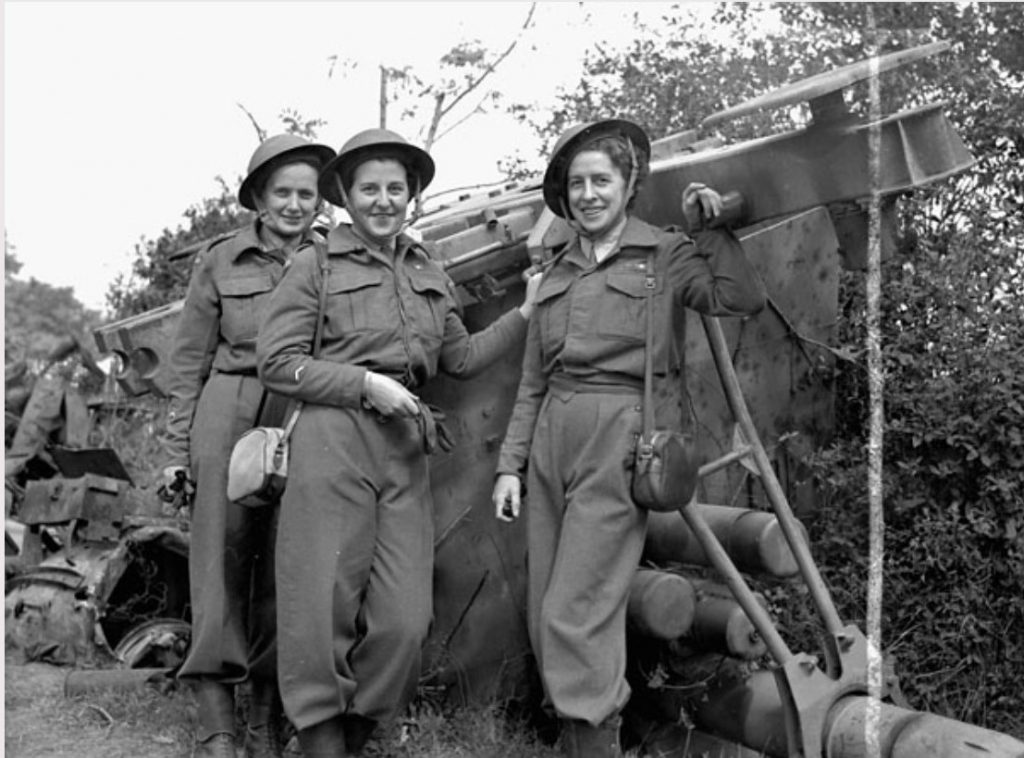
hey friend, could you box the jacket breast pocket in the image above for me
[536,274,573,347]
[408,268,449,346]
[326,268,385,334]
[219,274,275,345]
[597,271,654,342]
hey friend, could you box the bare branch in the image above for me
[423,92,447,154]
[380,65,388,128]
[436,2,537,122]
[236,103,267,143]
[434,93,491,144]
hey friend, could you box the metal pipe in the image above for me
[701,315,844,636]
[698,444,753,478]
[825,696,1024,758]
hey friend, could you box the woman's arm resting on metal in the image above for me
[668,187,767,317]
[435,273,533,380]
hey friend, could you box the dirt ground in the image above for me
[4,654,192,758]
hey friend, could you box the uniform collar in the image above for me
[565,215,659,267]
[326,224,430,263]
[226,220,317,262]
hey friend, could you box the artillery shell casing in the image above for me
[644,505,808,577]
[627,568,696,640]
[689,594,768,659]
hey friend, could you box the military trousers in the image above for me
[526,387,648,726]
[178,372,286,686]
[276,403,433,731]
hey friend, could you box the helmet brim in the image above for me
[319,142,436,208]
[238,143,336,211]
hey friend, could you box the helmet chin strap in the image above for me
[563,136,640,241]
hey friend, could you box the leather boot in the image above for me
[244,678,283,758]
[192,680,236,758]
[561,716,623,758]
[341,714,377,756]
[193,733,237,758]
[296,715,347,758]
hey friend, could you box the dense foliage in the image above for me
[105,178,251,320]
[5,237,100,368]
[524,1,1024,737]
[104,109,329,320]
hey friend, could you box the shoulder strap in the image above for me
[312,239,330,359]
[641,248,657,449]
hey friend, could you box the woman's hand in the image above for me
[363,371,420,418]
[681,183,724,231]
[157,465,194,504]
[518,270,544,320]
[493,473,523,522]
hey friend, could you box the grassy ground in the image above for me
[4,653,567,758]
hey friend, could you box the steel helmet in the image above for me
[238,134,336,211]
[318,128,436,208]
[542,119,651,218]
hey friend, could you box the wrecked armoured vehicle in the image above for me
[7,43,1024,757]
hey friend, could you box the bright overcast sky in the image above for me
[3,1,702,314]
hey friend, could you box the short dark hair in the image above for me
[340,149,419,197]
[570,133,650,210]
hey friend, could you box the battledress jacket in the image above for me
[256,224,528,407]
[496,215,766,477]
[162,221,313,468]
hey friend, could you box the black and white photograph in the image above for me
[4,3,1023,757]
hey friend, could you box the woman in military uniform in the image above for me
[491,119,765,758]
[256,128,540,757]
[159,134,335,758]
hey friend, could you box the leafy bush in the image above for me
[801,196,1024,737]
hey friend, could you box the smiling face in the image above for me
[346,158,410,246]
[566,149,629,238]
[254,162,320,246]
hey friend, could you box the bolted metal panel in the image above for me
[419,287,535,707]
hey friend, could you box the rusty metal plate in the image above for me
[91,299,185,398]
[19,475,130,526]
[420,291,535,707]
